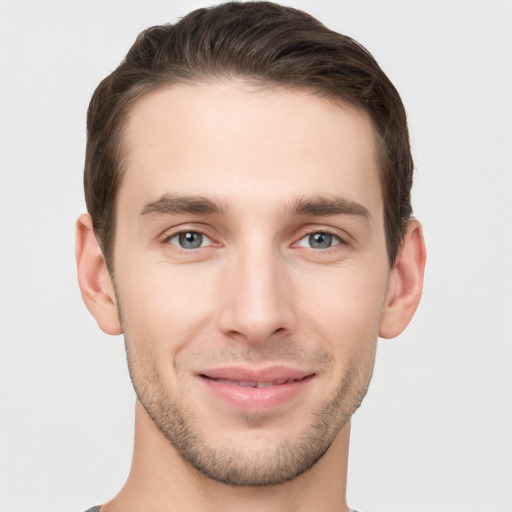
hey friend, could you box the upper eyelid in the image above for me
[164,231,215,247]
[168,231,214,250]
[158,223,352,245]
[295,231,345,250]
[160,223,217,241]
[299,231,343,241]
[167,231,212,241]
[293,225,352,244]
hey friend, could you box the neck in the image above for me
[102,400,351,512]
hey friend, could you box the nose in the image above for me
[217,243,298,344]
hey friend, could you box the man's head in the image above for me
[76,1,425,491]
[84,1,413,272]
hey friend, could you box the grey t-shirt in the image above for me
[84,508,360,511]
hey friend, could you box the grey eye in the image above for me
[299,232,340,249]
[309,232,332,249]
[170,231,210,249]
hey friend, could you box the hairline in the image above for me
[103,75,397,272]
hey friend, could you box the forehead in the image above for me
[120,81,382,217]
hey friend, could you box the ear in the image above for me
[75,213,123,335]
[379,220,426,339]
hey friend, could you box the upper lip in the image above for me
[197,365,314,384]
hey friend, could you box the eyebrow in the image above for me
[286,195,371,219]
[139,193,370,221]
[140,194,227,217]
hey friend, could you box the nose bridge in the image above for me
[218,235,296,342]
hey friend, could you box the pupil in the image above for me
[179,232,202,249]
[310,232,332,249]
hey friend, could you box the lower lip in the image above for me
[200,375,314,411]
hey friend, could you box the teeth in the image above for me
[211,377,299,388]
[256,381,274,388]
[238,381,256,388]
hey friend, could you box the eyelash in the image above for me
[296,231,344,251]
[162,228,347,254]
[163,230,216,251]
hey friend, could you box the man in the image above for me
[76,2,426,511]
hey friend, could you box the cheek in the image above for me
[299,265,388,353]
[115,262,219,348]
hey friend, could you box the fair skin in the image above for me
[76,82,425,512]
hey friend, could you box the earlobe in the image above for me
[379,220,426,339]
[75,213,123,335]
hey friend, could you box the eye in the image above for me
[168,231,212,250]
[298,232,341,249]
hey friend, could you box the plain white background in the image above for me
[0,1,511,511]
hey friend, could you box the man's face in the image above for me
[112,82,391,485]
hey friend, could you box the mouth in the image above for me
[197,366,315,410]
[200,375,310,388]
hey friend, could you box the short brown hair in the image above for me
[85,1,413,269]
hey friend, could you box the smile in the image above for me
[201,376,308,388]
[197,367,315,410]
